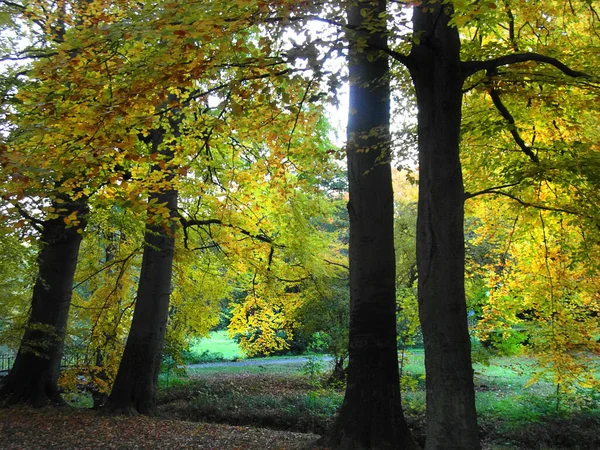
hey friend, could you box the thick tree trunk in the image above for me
[107,127,178,416]
[408,3,480,449]
[0,198,87,407]
[322,2,417,449]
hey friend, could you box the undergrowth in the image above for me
[156,363,600,449]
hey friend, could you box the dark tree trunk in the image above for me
[407,2,480,449]
[0,197,88,407]
[322,2,417,448]
[327,356,347,385]
[92,348,109,409]
[107,126,178,416]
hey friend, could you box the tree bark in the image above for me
[322,2,418,448]
[0,197,88,407]
[407,2,480,449]
[107,126,178,415]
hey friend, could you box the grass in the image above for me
[188,361,308,376]
[159,359,333,387]
[156,351,600,449]
[187,330,244,361]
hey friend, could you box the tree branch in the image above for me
[462,52,588,78]
[0,51,59,61]
[12,202,44,232]
[180,216,279,246]
[324,258,349,271]
[366,42,411,67]
[487,87,539,163]
[153,68,292,119]
[0,0,25,10]
[464,182,523,200]
[467,189,583,217]
[72,248,139,291]
[286,77,313,156]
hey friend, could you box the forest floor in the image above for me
[0,406,320,449]
[1,352,598,449]
[1,402,597,450]
[156,361,600,450]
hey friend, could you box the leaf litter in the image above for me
[0,406,320,449]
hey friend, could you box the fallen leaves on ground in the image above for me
[0,406,320,449]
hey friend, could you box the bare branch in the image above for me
[287,77,312,151]
[72,248,140,290]
[464,182,522,200]
[0,0,25,10]
[463,52,588,78]
[0,52,58,61]
[487,87,539,163]
[12,203,44,232]
[180,216,279,246]
[387,48,411,67]
[467,189,584,217]
[324,258,349,271]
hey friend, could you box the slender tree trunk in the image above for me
[92,238,117,410]
[322,2,417,448]
[107,126,178,415]
[408,2,480,449]
[92,348,109,409]
[0,197,88,407]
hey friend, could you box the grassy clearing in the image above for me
[187,330,243,362]
[188,361,309,376]
[157,351,600,449]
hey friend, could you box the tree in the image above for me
[0,196,88,406]
[0,0,100,406]
[374,1,596,446]
[0,0,333,410]
[454,0,599,399]
[63,203,143,408]
[322,1,417,448]
[1,0,342,409]
[404,4,480,448]
[107,111,181,415]
[468,197,600,391]
[223,117,347,359]
[97,0,341,413]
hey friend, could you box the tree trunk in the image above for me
[327,356,347,385]
[0,197,88,407]
[107,127,178,415]
[322,2,417,448]
[92,348,109,409]
[408,2,480,449]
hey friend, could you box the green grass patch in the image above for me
[158,359,313,388]
[187,361,309,376]
[187,330,243,362]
